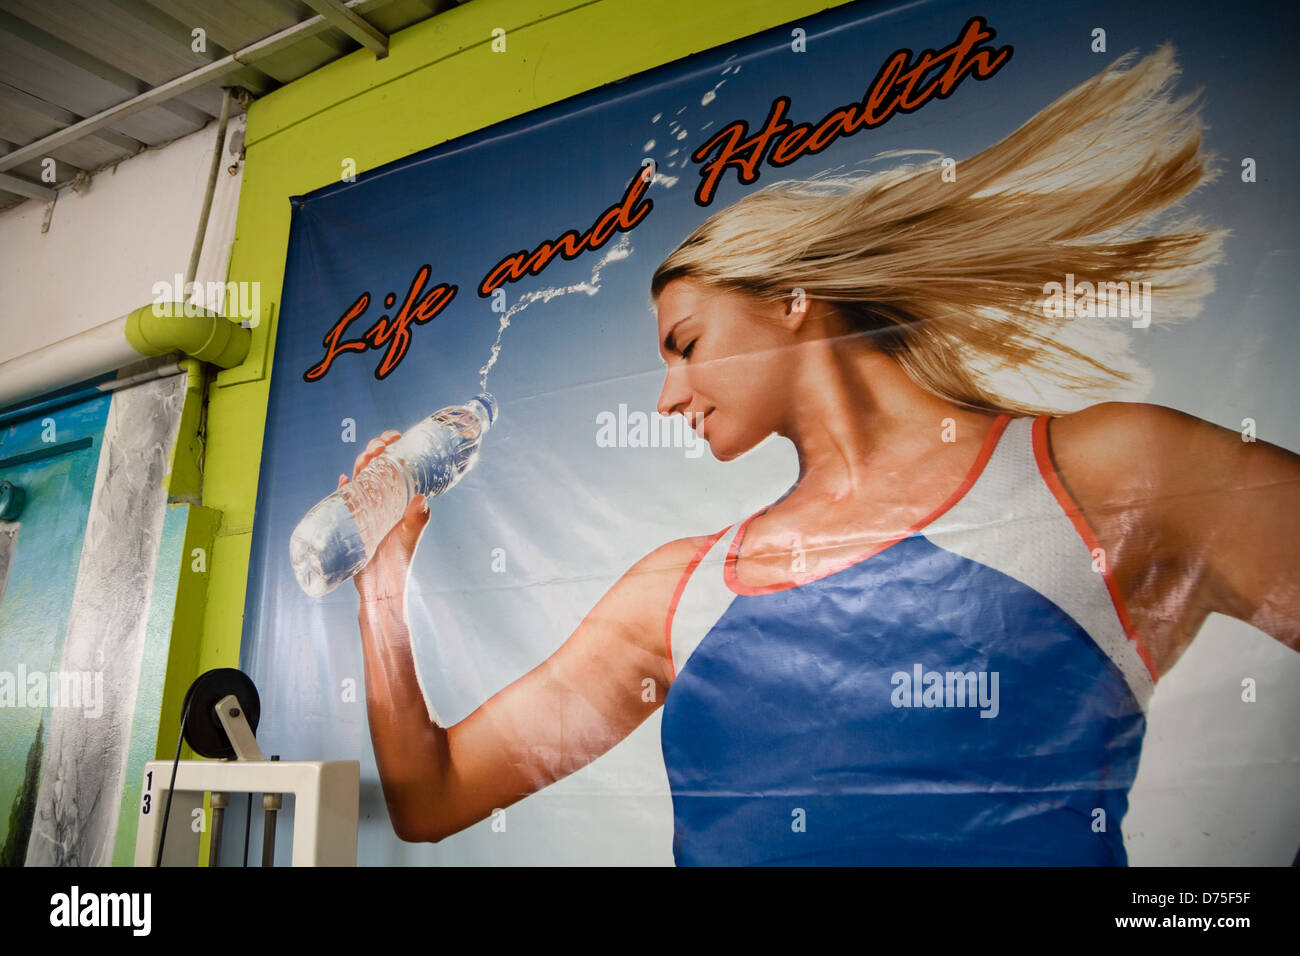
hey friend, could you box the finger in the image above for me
[338,473,347,489]
[379,429,401,445]
[396,495,431,549]
[352,437,388,478]
[402,493,430,525]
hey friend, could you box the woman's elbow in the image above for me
[383,791,448,843]
[390,811,448,844]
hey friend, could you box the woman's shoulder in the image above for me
[582,530,732,679]
[607,529,732,614]
[1049,400,1205,441]
[1045,401,1244,516]
[1046,401,1212,470]
[643,528,732,576]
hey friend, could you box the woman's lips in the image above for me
[695,409,714,434]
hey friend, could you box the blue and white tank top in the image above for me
[659,414,1158,866]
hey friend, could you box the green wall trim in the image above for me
[197,0,855,712]
[157,501,221,866]
[155,503,222,766]
[163,359,206,504]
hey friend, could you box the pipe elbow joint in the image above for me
[125,303,251,369]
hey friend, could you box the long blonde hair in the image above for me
[651,46,1225,415]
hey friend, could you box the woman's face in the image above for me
[655,278,801,461]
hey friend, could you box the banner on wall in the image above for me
[242,0,1300,866]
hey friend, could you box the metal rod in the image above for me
[209,791,229,867]
[186,88,232,288]
[300,0,389,57]
[262,809,278,867]
[243,791,253,866]
[262,754,281,867]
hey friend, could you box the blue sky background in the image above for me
[240,0,1300,865]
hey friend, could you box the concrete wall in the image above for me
[0,114,246,366]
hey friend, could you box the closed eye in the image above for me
[682,339,697,359]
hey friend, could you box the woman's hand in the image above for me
[342,430,433,606]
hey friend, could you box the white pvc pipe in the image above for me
[0,315,140,409]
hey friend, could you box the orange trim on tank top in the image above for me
[723,414,1012,597]
[664,525,732,683]
[1030,414,1160,683]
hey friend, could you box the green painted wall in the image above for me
[200,0,854,680]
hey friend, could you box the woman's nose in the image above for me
[657,365,690,418]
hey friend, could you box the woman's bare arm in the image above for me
[347,432,706,842]
[1050,403,1300,676]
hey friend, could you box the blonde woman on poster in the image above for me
[344,49,1300,865]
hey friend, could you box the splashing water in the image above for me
[478,236,634,389]
[640,60,729,192]
[479,57,732,390]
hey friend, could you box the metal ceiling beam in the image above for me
[299,0,389,59]
[0,57,238,174]
[0,8,212,128]
[0,171,54,201]
[0,81,146,155]
[108,0,278,98]
[0,0,400,176]
[0,134,85,183]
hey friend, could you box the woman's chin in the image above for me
[707,436,752,463]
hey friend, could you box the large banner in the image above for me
[242,0,1300,865]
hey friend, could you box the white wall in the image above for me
[0,114,247,369]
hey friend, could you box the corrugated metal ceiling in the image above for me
[0,0,461,213]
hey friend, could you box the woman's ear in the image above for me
[781,288,812,330]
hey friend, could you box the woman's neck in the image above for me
[778,338,998,503]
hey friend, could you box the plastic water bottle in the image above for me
[290,393,498,597]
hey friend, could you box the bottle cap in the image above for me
[471,392,498,427]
